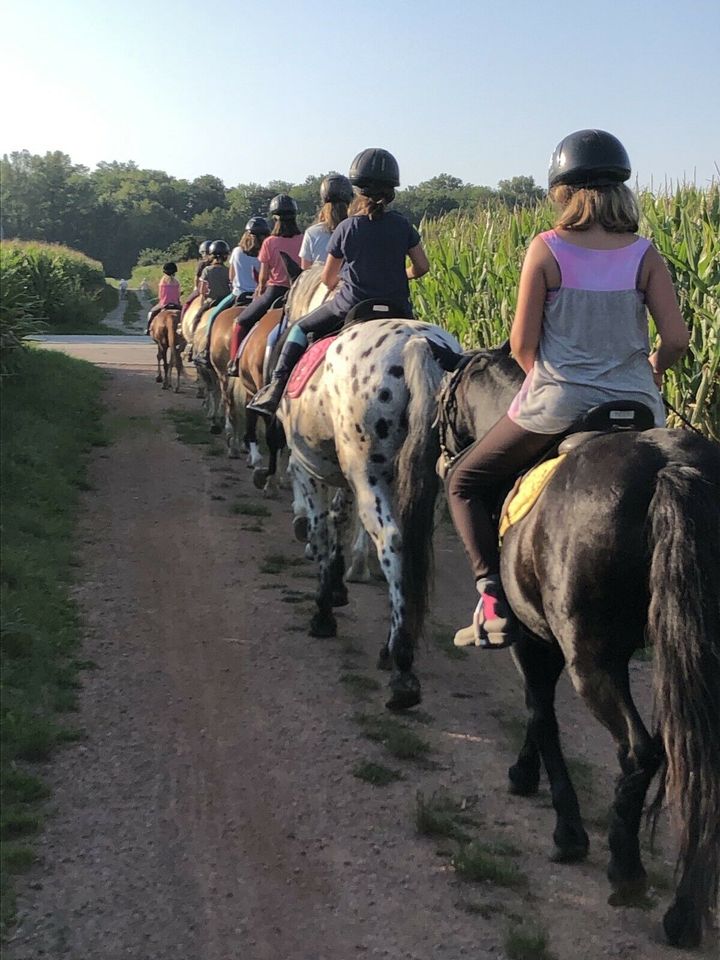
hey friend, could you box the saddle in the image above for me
[498,400,656,537]
[286,335,338,399]
[343,299,407,327]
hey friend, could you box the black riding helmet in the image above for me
[349,148,400,189]
[198,239,212,256]
[320,174,354,205]
[268,194,298,217]
[245,216,271,236]
[548,129,631,189]
[209,239,230,257]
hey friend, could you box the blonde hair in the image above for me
[317,200,349,232]
[550,182,639,233]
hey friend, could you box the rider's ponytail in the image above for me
[350,187,396,221]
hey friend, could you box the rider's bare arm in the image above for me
[256,262,269,296]
[301,258,314,271]
[510,236,550,374]
[641,246,690,382]
[406,243,429,280]
[321,254,343,290]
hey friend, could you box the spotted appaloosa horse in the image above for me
[149,308,185,392]
[278,315,461,710]
[437,347,720,948]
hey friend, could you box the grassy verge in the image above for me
[0,347,106,933]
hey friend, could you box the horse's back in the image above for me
[502,428,720,643]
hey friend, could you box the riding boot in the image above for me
[246,340,306,417]
[227,325,245,376]
[453,574,517,649]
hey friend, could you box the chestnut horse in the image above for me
[149,308,185,392]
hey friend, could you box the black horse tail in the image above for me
[395,336,443,639]
[648,462,720,945]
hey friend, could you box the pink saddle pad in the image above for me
[286,336,337,399]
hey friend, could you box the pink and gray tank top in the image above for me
[508,229,665,434]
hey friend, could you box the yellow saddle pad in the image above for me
[499,454,566,538]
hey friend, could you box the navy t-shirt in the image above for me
[327,211,421,314]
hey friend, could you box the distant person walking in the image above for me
[119,279,128,300]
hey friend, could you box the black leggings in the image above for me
[446,414,561,580]
[235,285,288,334]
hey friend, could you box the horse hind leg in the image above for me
[155,343,163,383]
[566,652,663,904]
[510,634,589,863]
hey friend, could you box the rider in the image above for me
[299,174,353,267]
[227,196,303,375]
[180,239,212,323]
[193,219,269,366]
[446,129,690,650]
[145,261,181,335]
[247,148,430,415]
[195,239,231,333]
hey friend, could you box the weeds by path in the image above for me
[0,349,106,933]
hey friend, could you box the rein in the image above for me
[436,353,480,471]
[663,397,705,436]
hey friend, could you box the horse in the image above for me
[276,293,462,710]
[181,297,206,397]
[189,303,229,436]
[149,308,185,392]
[436,347,720,948]
[218,303,288,490]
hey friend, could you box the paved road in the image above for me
[27,335,157,368]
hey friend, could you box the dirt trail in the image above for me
[5,349,715,960]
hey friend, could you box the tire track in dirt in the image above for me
[5,357,714,960]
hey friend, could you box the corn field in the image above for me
[414,186,720,440]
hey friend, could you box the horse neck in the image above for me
[462,354,525,441]
[285,263,335,322]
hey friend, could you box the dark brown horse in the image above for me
[149,308,185,392]
[438,347,720,948]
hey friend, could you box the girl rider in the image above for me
[247,148,429,416]
[299,174,353,267]
[447,129,689,650]
[180,239,213,323]
[144,261,181,335]
[227,196,303,375]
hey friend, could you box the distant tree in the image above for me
[496,175,545,206]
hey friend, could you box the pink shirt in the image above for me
[258,234,303,287]
[158,277,181,306]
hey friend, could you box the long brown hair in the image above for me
[550,183,639,233]
[316,200,349,232]
[239,231,264,257]
[271,216,301,238]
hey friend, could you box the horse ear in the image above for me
[279,251,303,283]
[498,339,511,356]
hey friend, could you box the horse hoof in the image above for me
[253,469,269,490]
[607,876,650,908]
[385,672,421,711]
[293,516,309,542]
[662,898,702,948]
[549,841,589,863]
[376,647,392,671]
[331,587,349,608]
[310,613,337,638]
[155,375,163,383]
[210,423,222,435]
[507,763,540,796]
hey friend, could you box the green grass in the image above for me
[1,348,105,932]
[352,761,403,786]
[164,408,211,445]
[452,840,528,888]
[355,713,432,760]
[259,553,305,575]
[504,922,555,960]
[231,501,271,518]
[415,789,472,843]
[433,625,470,661]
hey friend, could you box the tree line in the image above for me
[0,150,545,277]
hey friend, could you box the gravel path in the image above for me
[4,344,715,960]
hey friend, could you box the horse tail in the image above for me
[395,336,444,638]
[648,461,720,938]
[168,312,182,373]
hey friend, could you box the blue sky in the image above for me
[2,0,718,190]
